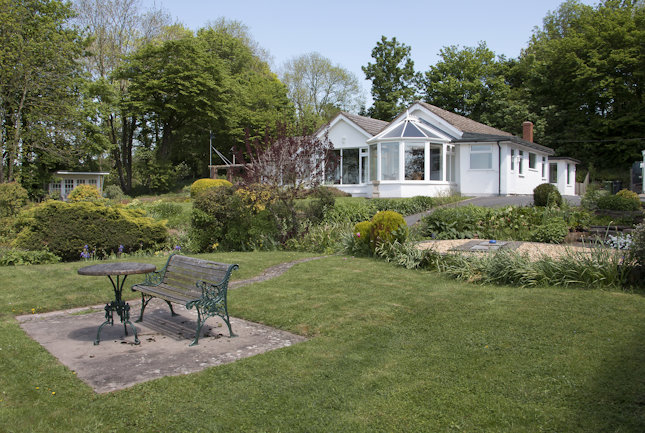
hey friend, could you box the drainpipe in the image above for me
[497,141,502,196]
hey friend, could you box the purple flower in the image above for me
[118,245,124,253]
[174,245,181,251]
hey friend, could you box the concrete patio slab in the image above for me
[17,299,306,394]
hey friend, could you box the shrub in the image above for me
[0,182,29,217]
[67,184,104,202]
[629,223,645,266]
[370,211,408,248]
[13,201,168,261]
[103,184,128,201]
[533,183,562,207]
[190,178,233,198]
[616,188,640,203]
[581,184,609,210]
[285,222,351,254]
[596,194,641,211]
[190,185,277,252]
[374,240,438,270]
[0,248,61,266]
[529,220,569,244]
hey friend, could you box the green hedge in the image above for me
[14,201,168,261]
[323,196,439,223]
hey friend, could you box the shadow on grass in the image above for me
[573,323,645,432]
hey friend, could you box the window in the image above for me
[470,144,492,170]
[541,157,546,178]
[325,150,341,184]
[567,163,572,185]
[369,144,378,182]
[430,147,442,180]
[381,142,399,181]
[529,153,536,169]
[447,145,456,182]
[549,163,558,183]
[51,180,61,196]
[77,179,86,185]
[518,151,524,175]
[360,149,369,183]
[405,143,425,180]
[64,179,74,197]
[510,149,515,171]
[342,149,359,184]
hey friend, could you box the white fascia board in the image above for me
[408,102,463,139]
[317,114,373,140]
[55,171,110,175]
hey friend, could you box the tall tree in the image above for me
[520,0,645,172]
[0,0,86,186]
[281,52,363,130]
[73,0,173,193]
[422,42,533,135]
[362,36,419,121]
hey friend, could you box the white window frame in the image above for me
[469,144,493,170]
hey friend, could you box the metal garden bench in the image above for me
[131,254,238,346]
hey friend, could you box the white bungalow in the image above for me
[48,171,109,200]
[318,101,577,198]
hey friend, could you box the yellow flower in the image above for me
[51,392,56,395]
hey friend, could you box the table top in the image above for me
[77,262,156,276]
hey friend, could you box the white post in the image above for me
[642,150,645,194]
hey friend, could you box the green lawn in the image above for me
[1,253,645,432]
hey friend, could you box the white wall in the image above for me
[327,118,370,150]
[503,145,550,195]
[551,161,576,196]
[372,182,454,198]
[458,142,500,196]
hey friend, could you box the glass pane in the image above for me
[342,149,359,184]
[510,149,515,171]
[405,143,425,180]
[403,123,426,138]
[471,144,491,152]
[383,124,405,138]
[470,152,492,170]
[430,147,442,180]
[381,142,399,181]
[549,163,558,183]
[325,150,341,184]
[529,153,536,169]
[361,155,368,183]
[369,144,377,182]
[450,153,456,182]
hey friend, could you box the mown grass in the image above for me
[1,254,645,432]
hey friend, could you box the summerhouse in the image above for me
[48,171,109,200]
[318,101,577,198]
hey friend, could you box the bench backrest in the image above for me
[163,254,237,295]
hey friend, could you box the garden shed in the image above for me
[48,171,109,200]
[318,102,578,198]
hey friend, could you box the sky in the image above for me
[145,0,598,103]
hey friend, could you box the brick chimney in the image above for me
[523,121,534,143]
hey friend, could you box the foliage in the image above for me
[533,183,562,207]
[323,195,450,223]
[0,248,61,266]
[190,185,277,252]
[103,184,128,201]
[190,178,233,198]
[0,0,87,187]
[421,205,590,243]
[374,240,438,270]
[0,182,29,217]
[66,184,104,202]
[520,0,645,172]
[13,200,168,261]
[581,183,609,210]
[529,220,569,244]
[369,210,408,248]
[235,123,334,242]
[281,52,364,130]
[616,189,641,205]
[434,246,631,289]
[596,194,641,211]
[284,222,351,254]
[629,223,645,266]
[362,36,420,120]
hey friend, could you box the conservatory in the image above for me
[324,113,457,198]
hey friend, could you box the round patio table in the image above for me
[78,262,156,345]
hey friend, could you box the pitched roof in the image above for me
[416,101,512,137]
[340,112,389,136]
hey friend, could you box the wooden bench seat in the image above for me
[131,254,238,346]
